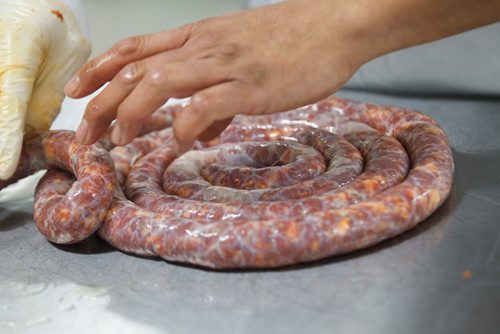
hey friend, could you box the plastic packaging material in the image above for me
[0,97,454,269]
[0,0,90,180]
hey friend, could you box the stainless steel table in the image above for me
[1,90,499,334]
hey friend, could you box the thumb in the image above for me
[25,82,66,133]
[0,41,42,180]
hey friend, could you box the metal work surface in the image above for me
[1,90,499,334]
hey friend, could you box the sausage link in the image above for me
[1,98,453,268]
[1,131,116,244]
[95,98,452,268]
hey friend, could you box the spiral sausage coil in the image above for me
[0,97,454,268]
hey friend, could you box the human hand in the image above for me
[66,0,369,152]
[67,0,500,153]
[0,0,90,180]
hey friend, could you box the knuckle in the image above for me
[197,30,224,47]
[145,69,167,87]
[145,66,182,92]
[219,43,240,58]
[194,39,242,65]
[213,43,240,63]
[162,24,195,49]
[114,36,144,57]
[85,100,104,121]
[116,62,144,85]
[193,17,216,30]
[190,93,215,118]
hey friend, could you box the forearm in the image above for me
[337,0,500,64]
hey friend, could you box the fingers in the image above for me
[77,54,232,145]
[173,81,258,153]
[198,118,234,142]
[65,25,194,98]
[75,60,145,144]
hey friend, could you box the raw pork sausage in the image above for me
[0,131,115,243]
[1,97,454,268]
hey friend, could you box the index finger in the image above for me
[65,24,194,98]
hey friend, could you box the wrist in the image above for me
[338,0,500,66]
[321,0,415,67]
[305,0,390,71]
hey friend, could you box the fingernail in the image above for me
[76,119,89,143]
[64,75,80,96]
[111,122,126,145]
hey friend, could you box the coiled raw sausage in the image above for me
[1,97,454,269]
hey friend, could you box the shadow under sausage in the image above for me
[65,175,459,272]
[50,146,488,271]
[50,234,116,255]
[180,192,457,274]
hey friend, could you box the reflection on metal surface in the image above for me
[0,282,161,334]
[1,91,499,334]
